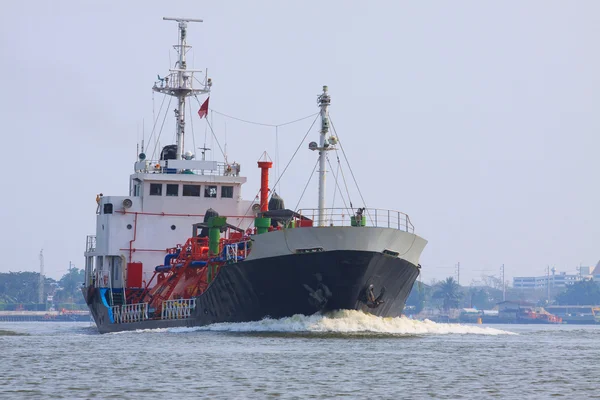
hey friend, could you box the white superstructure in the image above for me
[84,19,257,292]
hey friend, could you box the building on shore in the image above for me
[592,261,600,281]
[513,268,590,291]
[513,261,600,292]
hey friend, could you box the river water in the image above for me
[1,310,599,399]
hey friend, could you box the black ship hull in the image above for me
[85,250,420,334]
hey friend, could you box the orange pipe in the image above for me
[257,161,273,212]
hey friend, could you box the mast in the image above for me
[316,86,332,226]
[501,263,506,301]
[153,17,211,160]
[39,249,44,308]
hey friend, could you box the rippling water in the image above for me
[1,311,599,399]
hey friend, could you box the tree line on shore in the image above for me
[0,269,86,310]
[405,277,600,313]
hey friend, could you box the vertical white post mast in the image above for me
[39,249,44,306]
[501,264,506,301]
[175,20,187,160]
[317,86,331,227]
[154,17,210,160]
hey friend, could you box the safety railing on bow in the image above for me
[111,303,149,324]
[296,208,414,233]
[161,299,196,320]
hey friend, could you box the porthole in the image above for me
[127,224,132,230]
[171,225,176,230]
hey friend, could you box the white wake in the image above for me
[168,310,515,335]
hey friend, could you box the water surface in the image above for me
[1,311,598,399]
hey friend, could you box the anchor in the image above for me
[361,284,386,308]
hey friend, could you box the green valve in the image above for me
[254,217,271,234]
[350,215,366,227]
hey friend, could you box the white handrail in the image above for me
[296,208,415,233]
[111,306,121,324]
[134,160,238,176]
[111,303,149,324]
[161,299,196,320]
[226,243,238,262]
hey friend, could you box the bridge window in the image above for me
[103,203,113,214]
[150,183,162,196]
[205,185,217,198]
[221,186,233,198]
[166,184,179,197]
[183,184,201,197]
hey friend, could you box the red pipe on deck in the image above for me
[257,161,273,212]
[128,212,138,262]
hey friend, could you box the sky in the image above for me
[0,1,598,284]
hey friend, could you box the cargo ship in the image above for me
[82,17,427,333]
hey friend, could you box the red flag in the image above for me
[197,97,209,119]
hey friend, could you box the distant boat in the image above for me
[545,305,600,324]
[497,301,562,324]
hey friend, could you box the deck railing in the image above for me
[121,303,149,323]
[111,303,149,324]
[111,306,120,323]
[134,160,240,177]
[152,70,207,93]
[161,299,196,320]
[296,208,414,233]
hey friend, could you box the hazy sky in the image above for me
[1,1,598,285]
